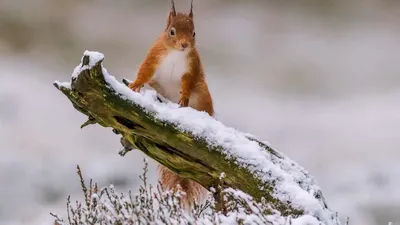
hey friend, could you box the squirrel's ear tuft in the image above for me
[166,0,176,29]
[189,0,193,18]
[170,0,177,17]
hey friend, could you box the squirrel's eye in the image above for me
[170,27,176,36]
[193,32,196,37]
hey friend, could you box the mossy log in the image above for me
[53,51,335,224]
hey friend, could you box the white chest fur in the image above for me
[152,50,189,101]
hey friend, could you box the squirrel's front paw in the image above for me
[128,82,143,92]
[178,97,189,107]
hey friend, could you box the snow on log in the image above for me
[53,50,336,224]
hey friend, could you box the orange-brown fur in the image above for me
[128,0,213,209]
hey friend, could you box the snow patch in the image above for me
[54,81,71,89]
[84,50,105,67]
[71,50,104,78]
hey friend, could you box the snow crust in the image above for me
[54,50,336,225]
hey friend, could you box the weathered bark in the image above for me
[54,52,333,223]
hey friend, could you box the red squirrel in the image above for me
[128,0,214,209]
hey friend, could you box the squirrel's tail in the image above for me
[158,164,207,210]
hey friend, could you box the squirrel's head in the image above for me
[163,0,195,52]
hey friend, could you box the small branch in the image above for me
[80,115,97,129]
[118,137,135,156]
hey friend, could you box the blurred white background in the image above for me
[0,0,399,224]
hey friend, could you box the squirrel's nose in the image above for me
[181,43,188,49]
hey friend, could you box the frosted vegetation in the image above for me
[51,160,346,225]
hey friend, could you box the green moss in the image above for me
[176,133,193,144]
